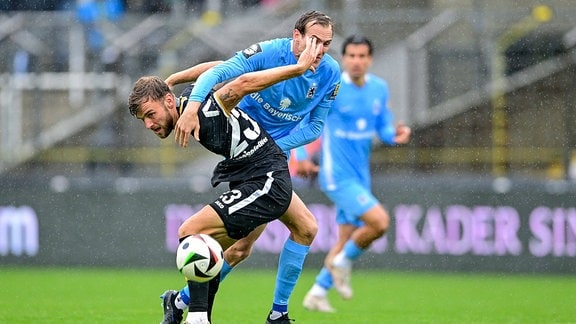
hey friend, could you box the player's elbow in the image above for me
[308,121,324,142]
[232,74,257,96]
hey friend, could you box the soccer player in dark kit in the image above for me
[128,36,321,324]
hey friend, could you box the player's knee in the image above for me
[372,213,390,237]
[297,218,318,245]
[177,223,196,239]
[309,219,319,238]
[282,207,318,245]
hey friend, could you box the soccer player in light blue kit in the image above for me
[162,10,341,324]
[296,35,411,312]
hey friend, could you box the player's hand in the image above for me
[174,101,201,146]
[394,121,411,145]
[297,36,321,73]
[295,159,319,178]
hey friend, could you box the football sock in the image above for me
[314,267,333,290]
[186,312,208,323]
[207,276,220,321]
[187,280,209,313]
[175,292,188,310]
[343,239,363,260]
[272,238,309,312]
[219,259,233,281]
[309,282,329,297]
[179,259,231,308]
[179,286,190,306]
[333,240,363,268]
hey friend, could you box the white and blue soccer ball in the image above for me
[176,234,224,283]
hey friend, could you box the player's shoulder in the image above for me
[252,38,290,53]
[259,37,290,47]
[317,53,341,82]
[321,53,340,72]
[366,73,389,89]
[239,38,290,62]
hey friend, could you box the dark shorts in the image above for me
[209,170,292,240]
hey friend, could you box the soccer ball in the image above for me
[176,234,224,283]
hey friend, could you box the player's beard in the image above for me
[154,105,175,139]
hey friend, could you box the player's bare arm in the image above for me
[215,36,321,115]
[231,36,321,92]
[175,37,321,146]
[165,61,223,88]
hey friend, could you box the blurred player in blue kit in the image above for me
[161,10,341,324]
[128,35,322,324]
[295,35,411,312]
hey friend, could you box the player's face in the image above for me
[135,95,176,139]
[342,43,372,80]
[293,22,332,69]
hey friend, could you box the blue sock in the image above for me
[272,238,309,313]
[180,259,233,305]
[179,285,190,305]
[343,239,363,261]
[315,267,333,289]
[219,259,233,281]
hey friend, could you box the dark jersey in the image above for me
[178,86,288,187]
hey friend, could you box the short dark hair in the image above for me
[294,10,333,35]
[342,35,373,56]
[128,76,171,116]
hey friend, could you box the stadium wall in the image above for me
[1,176,575,274]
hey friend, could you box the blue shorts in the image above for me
[322,181,378,227]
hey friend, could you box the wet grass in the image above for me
[1,267,575,323]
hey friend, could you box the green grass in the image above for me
[1,267,575,323]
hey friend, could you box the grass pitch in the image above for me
[1,267,575,323]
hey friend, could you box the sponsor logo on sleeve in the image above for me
[329,82,340,100]
[242,43,262,59]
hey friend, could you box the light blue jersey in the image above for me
[318,72,396,224]
[178,36,341,310]
[189,38,341,153]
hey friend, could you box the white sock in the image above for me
[186,312,208,324]
[309,283,328,297]
[332,251,352,269]
[175,293,187,310]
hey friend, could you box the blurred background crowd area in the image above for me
[0,0,266,14]
[1,0,576,188]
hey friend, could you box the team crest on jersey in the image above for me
[329,82,340,100]
[242,43,262,59]
[279,98,291,110]
[306,83,317,99]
